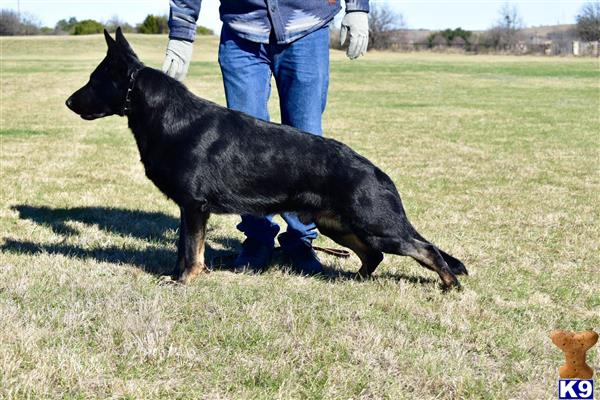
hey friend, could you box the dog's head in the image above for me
[66,27,142,120]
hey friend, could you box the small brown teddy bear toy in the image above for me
[551,330,598,379]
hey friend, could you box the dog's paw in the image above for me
[158,275,178,285]
[353,272,371,281]
[441,279,462,292]
[450,261,469,276]
[176,265,208,285]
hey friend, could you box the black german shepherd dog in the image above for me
[66,29,468,289]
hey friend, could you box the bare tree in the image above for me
[0,9,40,35]
[104,15,135,33]
[0,9,21,35]
[498,3,523,32]
[485,3,524,50]
[369,4,406,50]
[576,2,600,41]
[431,34,447,49]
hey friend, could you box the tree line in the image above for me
[2,2,598,48]
[331,2,600,52]
[0,12,213,36]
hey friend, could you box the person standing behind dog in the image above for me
[163,0,369,274]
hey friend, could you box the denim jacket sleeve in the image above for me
[168,0,202,42]
[345,0,369,13]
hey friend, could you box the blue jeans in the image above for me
[218,24,330,249]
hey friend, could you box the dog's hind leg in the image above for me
[408,230,468,276]
[342,233,383,279]
[437,249,468,276]
[412,250,467,276]
[176,205,210,284]
[410,239,460,290]
[371,235,460,290]
[315,214,383,279]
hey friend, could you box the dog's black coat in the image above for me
[66,29,467,288]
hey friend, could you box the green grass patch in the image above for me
[0,128,48,137]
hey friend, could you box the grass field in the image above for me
[1,34,599,399]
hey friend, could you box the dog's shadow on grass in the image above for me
[266,249,436,285]
[318,266,436,285]
[3,205,240,276]
[4,204,436,286]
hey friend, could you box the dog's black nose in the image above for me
[65,97,73,109]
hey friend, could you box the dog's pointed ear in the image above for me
[104,29,116,51]
[115,27,131,51]
[115,26,140,61]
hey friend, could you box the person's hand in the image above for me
[340,12,369,60]
[162,39,193,81]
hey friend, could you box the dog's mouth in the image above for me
[80,112,108,120]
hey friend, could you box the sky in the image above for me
[4,0,589,32]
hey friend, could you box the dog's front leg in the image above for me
[174,207,187,278]
[177,205,210,284]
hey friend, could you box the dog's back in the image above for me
[128,68,395,219]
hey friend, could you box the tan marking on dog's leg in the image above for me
[315,214,382,278]
[408,239,460,289]
[316,213,346,232]
[177,209,209,285]
[337,233,383,279]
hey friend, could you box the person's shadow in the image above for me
[3,204,437,285]
[2,205,241,276]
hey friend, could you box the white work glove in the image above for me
[340,11,369,60]
[162,39,193,81]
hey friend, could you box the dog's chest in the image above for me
[141,156,183,202]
